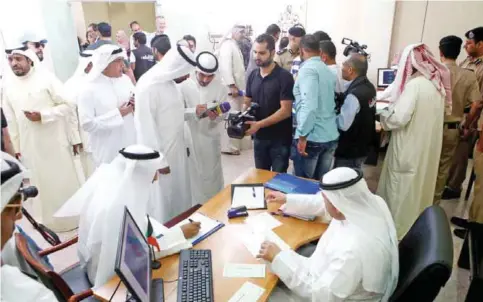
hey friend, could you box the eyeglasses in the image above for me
[33,42,45,49]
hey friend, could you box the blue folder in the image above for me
[265,173,320,194]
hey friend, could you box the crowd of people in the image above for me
[0,13,483,301]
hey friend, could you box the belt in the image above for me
[444,122,460,130]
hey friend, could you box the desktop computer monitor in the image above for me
[377,68,396,88]
[115,207,152,302]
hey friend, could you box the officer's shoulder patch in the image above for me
[277,48,287,55]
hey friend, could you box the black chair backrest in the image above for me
[390,205,453,302]
[15,233,73,302]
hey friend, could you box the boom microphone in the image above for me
[199,102,231,118]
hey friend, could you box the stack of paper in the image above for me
[245,212,282,233]
[241,229,290,258]
[228,282,265,302]
[223,264,266,278]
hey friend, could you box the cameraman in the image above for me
[333,53,376,170]
[245,34,295,172]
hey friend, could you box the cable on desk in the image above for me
[164,278,179,283]
[108,279,122,302]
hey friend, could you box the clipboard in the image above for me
[231,183,267,210]
[172,212,225,246]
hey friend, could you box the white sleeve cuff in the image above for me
[271,249,298,281]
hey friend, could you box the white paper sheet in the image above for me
[174,212,222,245]
[232,186,265,209]
[245,212,282,233]
[228,281,265,302]
[223,264,266,278]
[241,230,290,258]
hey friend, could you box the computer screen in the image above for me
[115,207,151,302]
[377,68,396,88]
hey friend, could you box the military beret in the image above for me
[465,27,483,43]
[439,35,463,47]
[289,25,306,38]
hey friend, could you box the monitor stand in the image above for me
[125,279,164,302]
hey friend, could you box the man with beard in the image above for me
[244,34,295,172]
[3,45,81,232]
[22,34,47,62]
[179,52,228,204]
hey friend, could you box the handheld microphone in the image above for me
[199,101,231,118]
[228,90,244,96]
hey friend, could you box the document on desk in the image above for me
[241,229,290,258]
[228,281,265,302]
[174,212,224,245]
[232,186,266,209]
[223,263,266,278]
[245,212,282,233]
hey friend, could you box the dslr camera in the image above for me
[341,38,370,59]
[226,103,260,139]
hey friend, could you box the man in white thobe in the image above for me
[259,167,399,301]
[77,44,136,166]
[3,46,81,232]
[135,42,196,221]
[64,50,96,182]
[1,152,57,302]
[219,25,247,155]
[377,44,451,239]
[179,52,228,205]
[55,145,201,287]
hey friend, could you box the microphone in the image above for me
[228,90,244,96]
[199,102,231,119]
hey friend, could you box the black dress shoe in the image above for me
[451,216,469,228]
[454,228,467,239]
[442,187,461,200]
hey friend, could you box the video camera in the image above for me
[226,103,260,139]
[342,38,370,59]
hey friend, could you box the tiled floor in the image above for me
[16,150,474,301]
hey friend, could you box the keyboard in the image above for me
[177,249,214,302]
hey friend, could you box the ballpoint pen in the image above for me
[252,187,256,197]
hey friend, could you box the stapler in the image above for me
[227,205,248,219]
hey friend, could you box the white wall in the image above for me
[305,0,396,84]
[390,0,483,64]
[161,0,306,53]
[0,0,79,82]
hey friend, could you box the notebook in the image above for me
[173,212,225,245]
[265,173,320,194]
[231,184,267,210]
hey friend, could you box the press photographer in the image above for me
[333,53,376,170]
[242,34,295,173]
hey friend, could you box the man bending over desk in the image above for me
[258,167,399,301]
[55,145,201,288]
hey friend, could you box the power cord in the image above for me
[108,279,122,302]
[164,278,179,283]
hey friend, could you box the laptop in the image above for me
[115,207,164,302]
[377,68,396,88]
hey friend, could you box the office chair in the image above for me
[15,233,95,302]
[390,206,453,302]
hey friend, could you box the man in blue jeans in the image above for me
[245,34,295,172]
[292,34,339,180]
